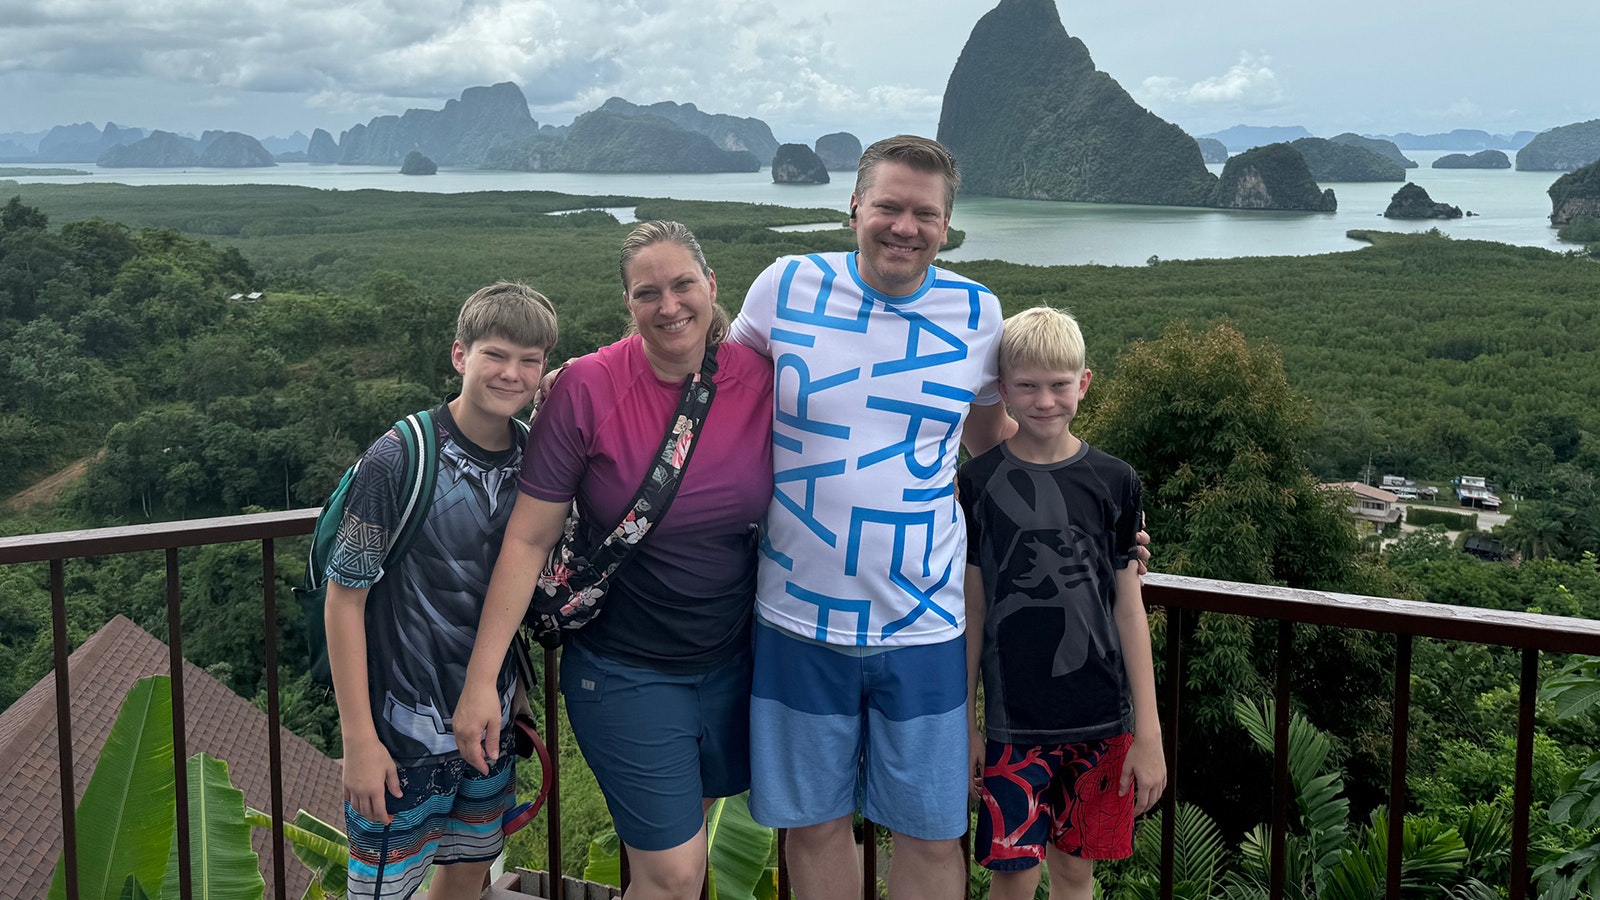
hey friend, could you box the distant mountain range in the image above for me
[0,84,833,175]
[1202,126,1538,154]
[0,79,1577,181]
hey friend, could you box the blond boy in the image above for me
[957,306,1165,900]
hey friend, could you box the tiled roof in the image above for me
[1325,481,1400,503]
[0,615,344,900]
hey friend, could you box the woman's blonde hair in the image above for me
[618,220,729,346]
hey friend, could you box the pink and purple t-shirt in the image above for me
[520,335,775,672]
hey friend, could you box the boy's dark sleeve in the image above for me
[958,465,983,567]
[326,430,407,589]
[1112,465,1144,569]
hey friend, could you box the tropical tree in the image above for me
[1082,321,1389,828]
[1535,655,1600,899]
[1500,503,1566,560]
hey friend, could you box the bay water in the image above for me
[5,150,1576,266]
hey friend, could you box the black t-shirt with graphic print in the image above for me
[958,440,1143,745]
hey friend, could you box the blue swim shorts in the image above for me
[748,618,969,840]
[345,738,516,900]
[560,639,752,851]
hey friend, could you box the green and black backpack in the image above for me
[295,411,441,684]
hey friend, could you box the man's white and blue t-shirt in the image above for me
[731,250,1003,648]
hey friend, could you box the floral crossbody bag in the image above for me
[521,344,719,649]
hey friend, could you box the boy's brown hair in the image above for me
[455,281,559,351]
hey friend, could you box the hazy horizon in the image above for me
[3,0,1594,149]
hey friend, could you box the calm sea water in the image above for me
[5,150,1576,266]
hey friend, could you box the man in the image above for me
[730,135,1013,899]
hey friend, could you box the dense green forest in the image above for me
[2,181,1599,894]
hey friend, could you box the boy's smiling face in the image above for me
[452,336,547,422]
[1000,365,1092,445]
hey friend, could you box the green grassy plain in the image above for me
[7,180,1599,482]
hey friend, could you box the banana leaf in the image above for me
[118,875,154,900]
[246,807,348,897]
[706,794,775,900]
[582,830,623,886]
[158,753,264,900]
[49,675,177,900]
[582,793,775,900]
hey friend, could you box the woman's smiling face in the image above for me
[624,240,718,379]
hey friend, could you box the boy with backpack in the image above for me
[322,281,558,900]
[958,306,1166,900]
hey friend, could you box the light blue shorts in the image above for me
[748,619,969,840]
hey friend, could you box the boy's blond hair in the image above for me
[455,281,560,352]
[1000,306,1086,376]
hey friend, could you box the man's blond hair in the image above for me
[456,281,559,352]
[854,135,961,216]
[1000,306,1086,376]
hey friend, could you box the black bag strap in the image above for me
[564,343,720,594]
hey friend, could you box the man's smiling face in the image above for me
[849,159,951,296]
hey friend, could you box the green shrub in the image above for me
[1406,506,1479,530]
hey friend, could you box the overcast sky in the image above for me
[3,0,1595,145]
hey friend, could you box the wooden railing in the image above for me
[4,513,1599,900]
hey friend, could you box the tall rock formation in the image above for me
[937,0,1216,206]
[400,151,438,175]
[1516,119,1600,172]
[486,111,760,173]
[1329,133,1416,168]
[1433,150,1511,169]
[98,131,200,167]
[338,82,538,166]
[1385,183,1462,219]
[1549,159,1600,226]
[307,128,340,163]
[597,98,780,162]
[815,132,863,170]
[37,122,146,162]
[1288,137,1404,182]
[1196,137,1229,164]
[772,144,829,184]
[1213,144,1337,211]
[197,132,276,167]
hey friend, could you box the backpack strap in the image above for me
[385,409,440,568]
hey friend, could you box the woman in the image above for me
[454,221,774,899]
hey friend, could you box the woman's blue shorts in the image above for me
[560,639,752,851]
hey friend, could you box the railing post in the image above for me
[1269,620,1293,899]
[166,548,194,900]
[1386,633,1413,900]
[777,829,791,900]
[1510,648,1538,900]
[1159,606,1182,900]
[51,558,80,900]
[861,818,877,900]
[262,538,288,900]
[544,647,564,900]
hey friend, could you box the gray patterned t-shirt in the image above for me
[327,403,522,765]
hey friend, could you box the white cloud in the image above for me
[1139,53,1285,109]
[0,0,945,137]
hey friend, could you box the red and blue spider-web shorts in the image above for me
[974,733,1136,870]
